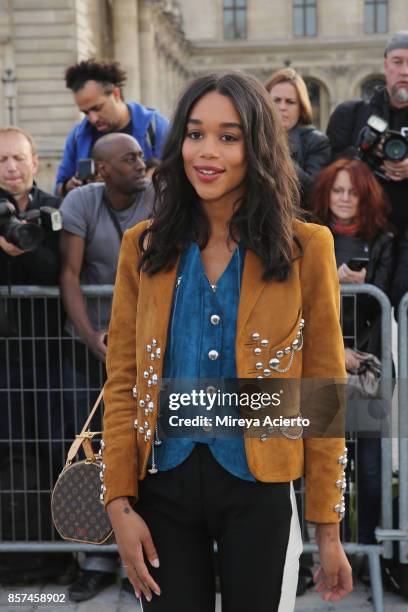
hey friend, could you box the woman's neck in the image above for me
[330,214,356,227]
[201,190,244,241]
[330,215,359,236]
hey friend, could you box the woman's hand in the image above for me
[314,523,353,602]
[345,347,363,373]
[107,497,161,602]
[337,263,366,284]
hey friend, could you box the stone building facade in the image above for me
[0,0,189,188]
[179,0,405,129]
[0,0,405,188]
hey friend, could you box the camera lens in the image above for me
[4,218,44,251]
[383,137,408,162]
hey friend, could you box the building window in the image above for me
[364,0,388,34]
[223,0,247,39]
[361,77,385,102]
[293,0,317,38]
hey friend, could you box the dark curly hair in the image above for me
[140,72,301,281]
[65,59,127,95]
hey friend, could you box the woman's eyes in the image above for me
[272,98,296,105]
[186,131,239,142]
[186,131,202,140]
[332,187,358,196]
[221,134,239,142]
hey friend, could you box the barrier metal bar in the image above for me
[0,285,114,298]
[0,284,398,611]
[398,293,408,564]
[341,284,393,561]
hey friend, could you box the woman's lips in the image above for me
[193,166,225,183]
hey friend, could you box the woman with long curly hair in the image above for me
[101,72,352,611]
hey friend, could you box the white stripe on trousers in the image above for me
[278,482,304,612]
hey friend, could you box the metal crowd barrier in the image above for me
[397,293,408,567]
[0,284,403,612]
[300,284,395,612]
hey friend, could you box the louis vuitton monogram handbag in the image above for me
[51,390,114,545]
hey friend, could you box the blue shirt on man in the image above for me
[54,101,169,192]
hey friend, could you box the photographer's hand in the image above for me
[345,347,364,373]
[381,158,408,181]
[0,235,25,257]
[64,176,84,193]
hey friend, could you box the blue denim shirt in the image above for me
[152,241,255,481]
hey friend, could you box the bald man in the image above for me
[59,133,153,602]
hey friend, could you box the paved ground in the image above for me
[0,577,407,611]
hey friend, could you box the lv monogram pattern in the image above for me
[52,461,113,544]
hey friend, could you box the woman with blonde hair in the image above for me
[265,68,331,204]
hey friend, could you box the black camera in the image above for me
[358,115,408,178]
[0,198,62,251]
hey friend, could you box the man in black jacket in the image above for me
[0,127,74,584]
[327,31,408,233]
[0,128,60,281]
[0,126,61,370]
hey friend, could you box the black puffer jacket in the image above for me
[288,125,331,201]
[327,86,408,233]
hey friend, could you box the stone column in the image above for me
[138,1,158,108]
[112,0,141,101]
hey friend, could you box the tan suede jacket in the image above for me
[101,219,348,524]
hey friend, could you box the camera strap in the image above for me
[101,189,123,243]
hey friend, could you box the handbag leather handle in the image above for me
[65,389,104,467]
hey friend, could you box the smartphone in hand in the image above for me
[347,257,370,271]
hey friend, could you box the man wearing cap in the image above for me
[327,31,408,233]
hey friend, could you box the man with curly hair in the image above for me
[55,59,169,196]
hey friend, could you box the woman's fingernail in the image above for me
[151,558,160,568]
[146,594,152,602]
[154,589,161,596]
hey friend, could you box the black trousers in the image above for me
[136,444,293,612]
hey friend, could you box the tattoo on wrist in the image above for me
[121,497,131,514]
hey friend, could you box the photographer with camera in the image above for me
[0,127,61,276]
[0,127,76,585]
[327,31,408,233]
